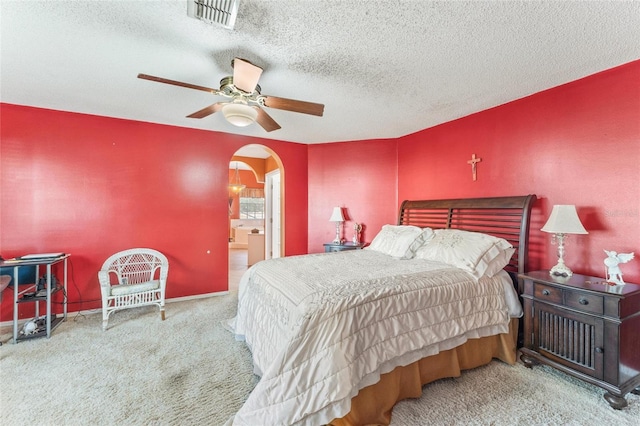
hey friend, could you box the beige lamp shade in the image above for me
[541,205,588,234]
[329,207,345,222]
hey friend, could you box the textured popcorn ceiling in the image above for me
[1,1,639,144]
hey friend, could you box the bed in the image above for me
[229,195,537,426]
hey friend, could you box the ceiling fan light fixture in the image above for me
[222,102,258,127]
[229,162,246,193]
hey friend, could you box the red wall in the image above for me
[397,60,640,282]
[307,139,397,252]
[2,60,638,323]
[306,60,639,282]
[0,105,308,321]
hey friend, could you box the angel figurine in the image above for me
[352,223,362,244]
[604,250,635,285]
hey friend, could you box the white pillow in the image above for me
[484,246,516,277]
[403,228,436,259]
[366,225,424,258]
[414,229,514,279]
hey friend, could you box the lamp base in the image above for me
[549,262,573,277]
[549,233,573,277]
[332,222,342,244]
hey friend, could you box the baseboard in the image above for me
[166,291,230,303]
[0,291,231,334]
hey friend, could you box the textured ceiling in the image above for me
[1,1,639,144]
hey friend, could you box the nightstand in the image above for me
[324,242,364,252]
[519,270,640,409]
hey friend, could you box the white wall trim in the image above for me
[0,291,231,334]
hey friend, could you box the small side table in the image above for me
[324,242,364,253]
[0,254,69,343]
[519,270,640,409]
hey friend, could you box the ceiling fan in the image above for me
[138,58,324,132]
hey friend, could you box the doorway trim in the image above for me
[265,168,282,259]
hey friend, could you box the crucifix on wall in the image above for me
[467,153,482,181]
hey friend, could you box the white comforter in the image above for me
[229,250,521,426]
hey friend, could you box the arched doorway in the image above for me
[228,145,284,289]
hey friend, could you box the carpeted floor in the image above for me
[0,293,638,426]
[390,358,640,425]
[0,294,256,426]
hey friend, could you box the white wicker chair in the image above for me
[98,248,169,331]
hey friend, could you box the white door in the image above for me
[265,169,282,259]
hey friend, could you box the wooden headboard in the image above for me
[398,195,537,292]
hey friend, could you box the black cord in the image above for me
[72,310,87,322]
[49,286,97,321]
[50,258,101,305]
[53,298,100,305]
[68,257,81,301]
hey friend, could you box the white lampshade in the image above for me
[329,207,345,222]
[222,102,258,127]
[541,205,588,235]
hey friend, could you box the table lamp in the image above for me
[541,205,588,277]
[329,207,345,244]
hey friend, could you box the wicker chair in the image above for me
[98,248,169,331]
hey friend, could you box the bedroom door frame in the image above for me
[265,169,282,259]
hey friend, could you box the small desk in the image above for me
[0,254,69,343]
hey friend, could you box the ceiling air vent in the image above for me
[187,0,239,30]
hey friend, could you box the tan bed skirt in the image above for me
[330,318,519,426]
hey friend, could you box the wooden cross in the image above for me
[467,154,482,181]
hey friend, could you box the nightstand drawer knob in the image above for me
[542,289,551,296]
[579,298,589,305]
[595,347,604,354]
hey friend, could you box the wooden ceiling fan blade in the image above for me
[262,95,324,117]
[232,58,263,93]
[187,103,225,119]
[138,73,219,94]
[255,108,281,132]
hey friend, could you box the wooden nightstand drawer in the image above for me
[534,283,562,304]
[564,290,604,315]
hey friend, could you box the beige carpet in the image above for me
[1,293,638,426]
